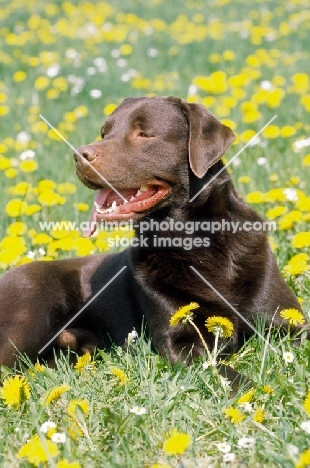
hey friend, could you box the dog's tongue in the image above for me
[83,188,110,237]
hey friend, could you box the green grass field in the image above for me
[0,0,310,466]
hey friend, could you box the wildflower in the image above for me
[51,432,66,444]
[130,406,147,415]
[169,302,199,327]
[111,367,129,385]
[16,434,59,466]
[149,465,171,468]
[295,449,310,468]
[237,437,256,448]
[68,399,90,416]
[245,191,265,204]
[223,406,245,424]
[237,388,254,404]
[163,428,192,456]
[74,353,96,373]
[239,402,253,412]
[283,352,294,364]
[280,308,305,326]
[0,375,31,408]
[304,390,310,415]
[41,384,71,406]
[40,421,57,434]
[266,206,287,219]
[302,154,310,166]
[20,160,38,173]
[217,442,231,453]
[238,176,251,184]
[56,460,81,468]
[223,453,236,462]
[292,232,310,249]
[127,329,138,345]
[300,421,310,434]
[205,316,234,338]
[263,385,274,394]
[253,407,265,423]
[6,221,27,236]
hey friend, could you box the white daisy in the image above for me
[283,351,294,363]
[300,421,310,434]
[217,442,231,453]
[238,437,256,448]
[51,432,66,443]
[40,421,56,433]
[223,452,236,462]
[130,406,147,415]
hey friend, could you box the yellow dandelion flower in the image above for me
[280,308,305,326]
[282,253,309,277]
[41,384,71,406]
[13,71,27,82]
[295,449,310,468]
[5,168,18,178]
[38,179,57,192]
[237,388,254,405]
[7,222,27,236]
[292,232,310,249]
[19,160,38,173]
[163,428,192,456]
[17,434,59,466]
[74,353,96,373]
[68,399,90,416]
[263,385,274,394]
[0,375,31,408]
[304,390,310,415]
[67,419,84,440]
[73,202,89,212]
[111,367,129,385]
[56,459,81,468]
[265,206,287,219]
[269,173,279,182]
[58,183,76,194]
[253,407,265,423]
[32,233,53,245]
[245,191,265,204]
[5,199,27,217]
[149,465,171,468]
[24,204,42,216]
[302,154,310,166]
[205,316,234,338]
[38,191,65,206]
[169,302,199,327]
[238,175,251,184]
[223,406,245,424]
[29,363,46,376]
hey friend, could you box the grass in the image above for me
[0,0,310,466]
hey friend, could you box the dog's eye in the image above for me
[101,133,105,140]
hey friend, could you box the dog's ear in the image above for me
[181,101,235,178]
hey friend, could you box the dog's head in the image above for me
[73,96,235,234]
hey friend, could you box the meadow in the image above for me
[0,0,310,466]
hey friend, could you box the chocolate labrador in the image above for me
[0,97,304,381]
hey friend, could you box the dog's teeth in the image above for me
[130,196,135,201]
[136,190,142,197]
[111,201,117,211]
[139,185,148,192]
[94,201,101,209]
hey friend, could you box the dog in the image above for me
[0,96,304,383]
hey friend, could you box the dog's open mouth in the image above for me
[84,181,169,236]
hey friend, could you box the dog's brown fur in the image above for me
[0,97,303,380]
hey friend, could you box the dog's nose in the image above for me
[73,145,97,162]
